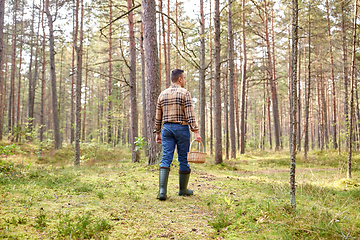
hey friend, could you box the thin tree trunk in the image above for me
[228,0,236,158]
[70,1,75,144]
[45,0,61,149]
[16,7,24,129]
[128,0,140,163]
[9,0,17,134]
[160,0,169,88]
[264,0,281,151]
[140,21,148,156]
[304,3,311,159]
[297,41,301,151]
[240,0,247,154]
[199,0,206,151]
[0,0,5,140]
[290,0,298,208]
[341,1,349,147]
[347,0,357,179]
[142,0,161,165]
[224,71,229,160]
[325,0,337,149]
[108,0,112,143]
[82,48,88,141]
[167,0,170,74]
[73,0,83,165]
[39,0,45,157]
[214,0,222,164]
[209,0,213,155]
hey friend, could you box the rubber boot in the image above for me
[178,170,193,196]
[157,167,170,200]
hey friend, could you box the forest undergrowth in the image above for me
[0,141,360,239]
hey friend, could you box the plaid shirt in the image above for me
[154,84,199,133]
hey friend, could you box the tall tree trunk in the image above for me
[224,70,229,160]
[214,0,222,164]
[73,0,83,165]
[16,7,24,128]
[45,0,61,149]
[199,0,206,151]
[0,0,5,140]
[304,3,311,159]
[228,0,236,159]
[39,0,46,157]
[341,1,349,146]
[240,0,247,154]
[264,0,281,151]
[82,48,88,141]
[140,21,148,156]
[142,0,161,165]
[9,0,17,134]
[290,0,298,208]
[108,0,112,143]
[70,1,75,144]
[347,0,357,179]
[128,0,140,163]
[209,0,213,155]
[167,0,170,74]
[297,41,301,151]
[326,0,337,149]
[160,0,169,88]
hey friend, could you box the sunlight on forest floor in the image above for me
[0,141,360,239]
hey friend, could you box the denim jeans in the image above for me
[160,123,191,172]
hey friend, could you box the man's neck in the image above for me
[173,82,182,88]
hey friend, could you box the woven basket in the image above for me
[187,140,207,164]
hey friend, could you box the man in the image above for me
[154,69,201,200]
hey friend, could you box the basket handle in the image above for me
[189,140,205,153]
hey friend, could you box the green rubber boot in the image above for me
[178,170,193,196]
[157,167,170,200]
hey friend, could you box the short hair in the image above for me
[171,69,184,83]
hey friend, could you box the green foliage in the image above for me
[134,137,147,152]
[57,212,111,239]
[33,212,47,229]
[0,144,18,156]
[208,212,232,230]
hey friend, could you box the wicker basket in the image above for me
[187,140,207,164]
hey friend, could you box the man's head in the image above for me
[171,69,185,87]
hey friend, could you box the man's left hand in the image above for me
[194,131,201,142]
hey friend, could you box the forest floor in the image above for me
[0,141,360,239]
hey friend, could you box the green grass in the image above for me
[0,141,360,239]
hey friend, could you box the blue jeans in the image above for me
[160,123,191,172]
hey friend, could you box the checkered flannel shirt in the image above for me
[154,84,199,133]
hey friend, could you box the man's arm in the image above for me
[154,95,163,135]
[184,91,201,142]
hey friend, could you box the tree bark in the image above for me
[209,0,213,155]
[9,0,17,134]
[326,0,337,149]
[108,0,113,143]
[70,1,75,144]
[142,0,161,165]
[45,0,61,150]
[16,7,24,129]
[341,1,349,146]
[240,0,247,154]
[82,48,88,141]
[140,21,148,156]
[224,70,229,160]
[160,0,169,88]
[304,3,311,160]
[290,0,298,209]
[214,0,222,164]
[39,0,46,157]
[73,0,83,165]
[128,0,140,163]
[199,0,206,151]
[0,0,5,140]
[264,0,281,151]
[228,0,236,159]
[347,0,357,179]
